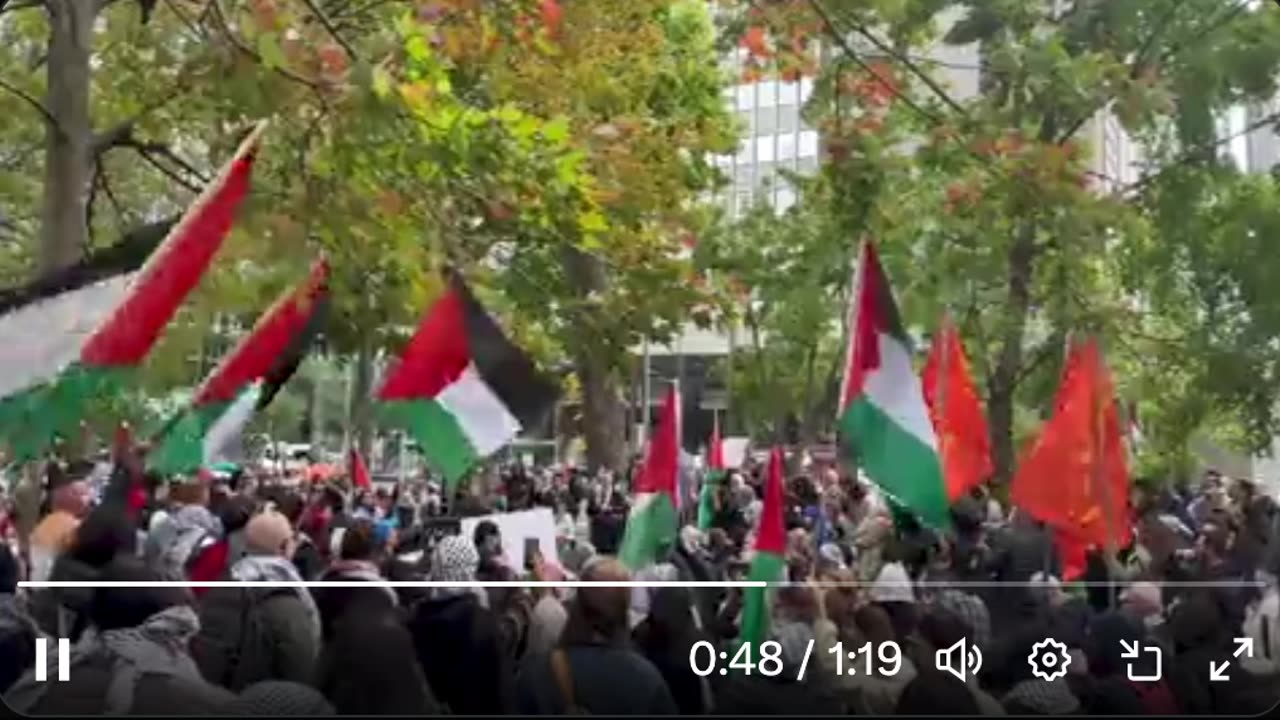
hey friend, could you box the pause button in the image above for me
[34,638,70,682]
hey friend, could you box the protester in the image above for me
[191,510,320,690]
[409,534,512,714]
[0,543,35,693]
[515,557,677,714]
[28,466,92,583]
[5,557,235,715]
[312,519,398,641]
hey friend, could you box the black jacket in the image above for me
[191,585,318,691]
[409,592,511,714]
[515,644,677,714]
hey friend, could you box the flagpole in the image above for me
[641,338,652,451]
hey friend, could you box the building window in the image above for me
[735,167,753,189]
[778,134,797,161]
[736,190,753,214]
[777,104,798,134]
[756,136,776,163]
[738,109,753,135]
[799,156,819,174]
[757,81,777,107]
[736,85,755,111]
[799,131,819,158]
[756,107,777,135]
[756,161,776,188]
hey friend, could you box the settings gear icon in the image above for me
[1028,638,1072,682]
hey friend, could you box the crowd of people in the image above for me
[0,454,1278,716]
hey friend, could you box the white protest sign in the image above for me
[723,437,750,468]
[460,507,559,570]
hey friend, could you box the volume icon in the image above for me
[936,637,982,682]
[35,638,70,682]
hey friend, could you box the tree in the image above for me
[373,0,736,470]
[714,0,1280,482]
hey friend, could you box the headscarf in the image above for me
[7,605,203,714]
[430,535,480,599]
[228,681,335,716]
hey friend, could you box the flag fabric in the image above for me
[838,241,949,529]
[921,314,993,502]
[148,257,329,475]
[740,446,787,653]
[619,386,681,571]
[1011,338,1132,579]
[349,446,372,489]
[377,272,559,490]
[0,124,265,460]
[697,415,726,531]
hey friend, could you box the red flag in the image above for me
[756,447,787,556]
[708,413,725,471]
[921,315,993,501]
[1012,338,1132,567]
[635,386,680,499]
[349,446,372,489]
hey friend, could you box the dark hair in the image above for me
[89,557,190,631]
[217,496,257,535]
[341,519,378,562]
[67,505,136,568]
[0,544,18,593]
[276,493,306,526]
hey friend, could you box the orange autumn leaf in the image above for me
[741,26,769,57]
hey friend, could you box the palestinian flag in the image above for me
[619,386,681,571]
[697,414,725,531]
[149,257,329,474]
[0,124,265,460]
[377,272,559,490]
[740,446,786,655]
[838,241,949,529]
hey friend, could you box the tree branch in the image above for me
[1117,108,1280,199]
[792,0,945,127]
[0,0,43,16]
[299,0,357,60]
[807,0,969,118]
[209,0,322,89]
[0,77,59,132]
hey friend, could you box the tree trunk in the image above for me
[349,341,375,462]
[560,246,627,473]
[987,225,1037,482]
[573,348,627,472]
[39,0,96,276]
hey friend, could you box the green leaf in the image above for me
[256,32,286,71]
[577,210,608,233]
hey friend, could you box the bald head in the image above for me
[244,511,294,558]
[573,557,631,642]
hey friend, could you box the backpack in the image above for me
[194,585,294,691]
